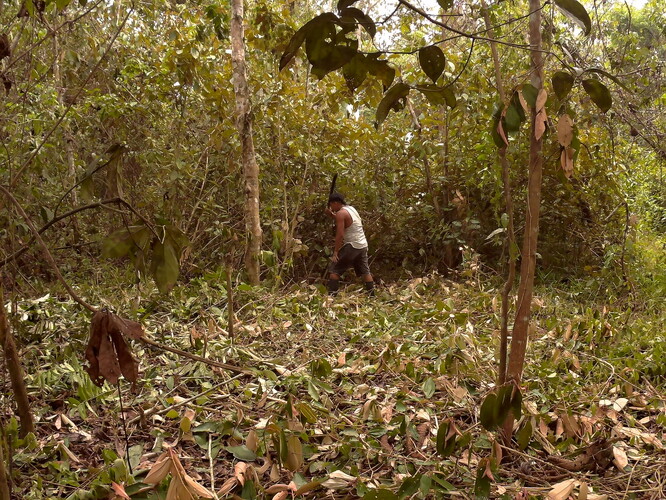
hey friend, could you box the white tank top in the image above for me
[342,205,368,249]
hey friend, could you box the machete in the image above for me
[329,173,338,197]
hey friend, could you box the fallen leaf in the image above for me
[144,451,172,484]
[613,447,629,470]
[548,478,577,500]
[111,482,131,500]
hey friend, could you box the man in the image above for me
[325,192,375,296]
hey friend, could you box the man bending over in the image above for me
[325,192,375,296]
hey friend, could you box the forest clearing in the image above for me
[0,0,665,498]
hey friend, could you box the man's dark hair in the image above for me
[328,192,346,205]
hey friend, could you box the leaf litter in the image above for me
[6,275,666,499]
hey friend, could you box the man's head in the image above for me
[328,192,346,212]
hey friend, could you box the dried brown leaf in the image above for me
[536,88,547,112]
[612,447,629,470]
[557,114,573,147]
[84,311,106,386]
[246,430,258,453]
[111,482,131,500]
[547,479,577,500]
[265,484,291,494]
[535,109,547,140]
[108,315,139,383]
[217,477,239,496]
[234,462,247,485]
[272,492,289,500]
[144,451,172,485]
[497,119,509,146]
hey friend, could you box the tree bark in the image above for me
[0,432,9,500]
[230,0,262,285]
[503,0,544,437]
[0,285,35,438]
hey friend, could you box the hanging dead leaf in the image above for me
[84,312,140,386]
[110,314,144,340]
[561,147,575,178]
[535,109,548,140]
[497,119,509,146]
[557,114,573,147]
[518,89,529,114]
[536,88,547,112]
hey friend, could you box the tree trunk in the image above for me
[0,285,35,438]
[0,437,9,500]
[503,0,544,437]
[230,0,262,285]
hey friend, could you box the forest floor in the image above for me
[3,271,665,500]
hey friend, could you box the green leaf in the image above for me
[340,7,376,38]
[311,46,357,80]
[56,0,72,11]
[522,84,538,108]
[280,12,339,71]
[418,46,446,83]
[241,479,257,500]
[553,0,592,36]
[416,84,456,108]
[419,474,432,496]
[343,53,368,92]
[375,82,410,128]
[151,240,180,293]
[510,385,522,420]
[397,476,420,498]
[474,466,491,500]
[422,377,436,398]
[437,0,454,9]
[504,104,522,132]
[367,57,395,89]
[582,78,612,112]
[225,445,257,461]
[279,27,308,70]
[517,419,533,450]
[552,71,575,100]
[363,489,399,500]
[479,393,498,430]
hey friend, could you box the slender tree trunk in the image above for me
[0,285,34,438]
[481,2,517,387]
[503,0,544,437]
[230,0,262,285]
[0,434,9,500]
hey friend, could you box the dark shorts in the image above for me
[329,244,371,276]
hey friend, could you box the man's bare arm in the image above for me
[333,210,346,260]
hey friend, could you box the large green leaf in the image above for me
[522,83,538,108]
[375,82,410,128]
[363,489,399,500]
[553,0,592,36]
[582,78,612,112]
[367,57,395,89]
[343,54,368,92]
[418,46,445,83]
[416,84,456,108]
[504,104,522,132]
[552,71,575,100]
[279,27,308,70]
[479,393,498,430]
[311,46,356,79]
[151,239,180,293]
[340,7,376,38]
[437,0,454,9]
[280,13,339,71]
[224,445,256,461]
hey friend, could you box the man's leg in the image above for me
[362,273,375,295]
[328,273,340,295]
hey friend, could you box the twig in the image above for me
[116,380,132,474]
[137,337,252,375]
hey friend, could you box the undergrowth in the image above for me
[1,269,664,499]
